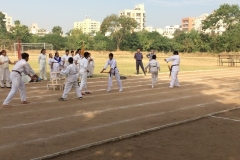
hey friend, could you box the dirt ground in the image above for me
[0,68,240,160]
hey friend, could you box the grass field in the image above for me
[6,50,228,78]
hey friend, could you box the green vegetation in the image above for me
[1,4,240,53]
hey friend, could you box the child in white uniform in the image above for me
[145,55,160,88]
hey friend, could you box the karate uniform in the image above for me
[73,54,82,80]
[87,57,94,77]
[62,54,72,70]
[48,58,53,79]
[38,53,47,80]
[166,55,180,88]
[145,59,160,88]
[103,58,122,91]
[51,57,61,79]
[3,59,35,105]
[79,57,89,92]
[0,55,11,87]
[60,64,82,99]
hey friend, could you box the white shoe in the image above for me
[169,86,173,89]
[107,87,111,92]
[119,88,122,92]
[152,85,154,88]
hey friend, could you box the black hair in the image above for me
[41,49,46,53]
[68,57,73,63]
[84,52,89,58]
[173,51,179,55]
[55,52,58,56]
[66,50,69,52]
[109,53,113,57]
[49,53,52,57]
[152,55,156,59]
[21,53,29,59]
[71,50,74,53]
[76,48,81,53]
[0,52,2,55]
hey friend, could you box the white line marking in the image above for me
[211,116,240,122]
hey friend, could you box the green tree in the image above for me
[10,20,32,43]
[100,14,138,50]
[52,26,63,35]
[38,34,67,50]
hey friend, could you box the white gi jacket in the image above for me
[0,55,10,69]
[60,64,78,82]
[79,58,89,73]
[166,55,180,72]
[12,59,35,76]
[145,59,160,73]
[38,54,46,65]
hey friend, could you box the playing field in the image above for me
[0,68,240,160]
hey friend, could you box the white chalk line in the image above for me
[211,116,240,122]
[1,71,238,102]
[30,106,240,160]
[1,84,240,130]
[1,77,239,118]
[0,69,236,92]
[1,95,239,152]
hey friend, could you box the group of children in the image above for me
[1,50,180,108]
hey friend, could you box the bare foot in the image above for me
[21,101,29,104]
[2,105,12,108]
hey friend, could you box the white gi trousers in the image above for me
[151,71,158,86]
[3,72,26,105]
[62,81,82,99]
[39,64,47,80]
[109,68,122,89]
[79,72,88,92]
[170,71,179,87]
[0,68,11,87]
[52,63,60,79]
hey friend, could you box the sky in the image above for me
[1,0,240,33]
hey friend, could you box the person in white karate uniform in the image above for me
[87,53,94,77]
[62,50,72,70]
[0,50,15,88]
[100,53,123,92]
[164,51,180,88]
[145,55,160,88]
[58,57,83,101]
[2,53,38,108]
[48,53,53,80]
[73,49,82,80]
[38,49,47,80]
[50,52,62,79]
[79,52,91,95]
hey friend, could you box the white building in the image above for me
[119,4,146,32]
[194,14,209,32]
[2,12,13,31]
[74,18,100,34]
[163,25,181,38]
[29,23,49,36]
[145,26,164,34]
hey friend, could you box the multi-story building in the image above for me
[74,18,100,34]
[119,4,146,32]
[29,23,49,36]
[2,12,13,31]
[145,26,164,34]
[182,17,196,31]
[194,14,209,32]
[163,25,181,38]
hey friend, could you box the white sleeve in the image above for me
[24,63,36,76]
[83,60,88,70]
[157,61,160,69]
[60,65,70,75]
[38,55,41,64]
[145,62,150,69]
[103,60,109,69]
[166,56,175,62]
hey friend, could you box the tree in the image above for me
[202,4,240,31]
[38,34,67,50]
[52,26,63,35]
[0,12,7,33]
[100,14,138,50]
[9,20,32,43]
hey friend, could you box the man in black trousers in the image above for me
[134,49,146,75]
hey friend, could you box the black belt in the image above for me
[110,67,117,77]
[169,64,179,77]
[12,70,22,76]
[137,60,142,61]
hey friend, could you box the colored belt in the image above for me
[169,64,179,77]
[12,70,22,76]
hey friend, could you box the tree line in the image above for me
[0,4,240,53]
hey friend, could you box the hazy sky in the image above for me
[1,0,240,33]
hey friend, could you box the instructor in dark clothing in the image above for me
[134,49,146,75]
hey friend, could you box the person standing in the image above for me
[0,50,15,88]
[58,57,83,101]
[146,50,156,73]
[48,53,53,80]
[145,55,160,88]
[2,53,38,108]
[70,50,75,57]
[87,53,94,77]
[73,49,82,81]
[101,53,122,92]
[38,49,47,80]
[164,51,180,88]
[134,49,146,75]
[51,52,61,79]
[79,52,91,95]
[62,50,71,70]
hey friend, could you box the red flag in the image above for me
[17,40,21,60]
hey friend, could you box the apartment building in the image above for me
[29,23,49,36]
[182,17,196,31]
[2,12,13,31]
[119,4,146,32]
[163,25,181,38]
[74,18,100,34]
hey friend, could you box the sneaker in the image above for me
[78,97,83,100]
[58,98,67,101]
[119,88,123,92]
[21,101,29,104]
